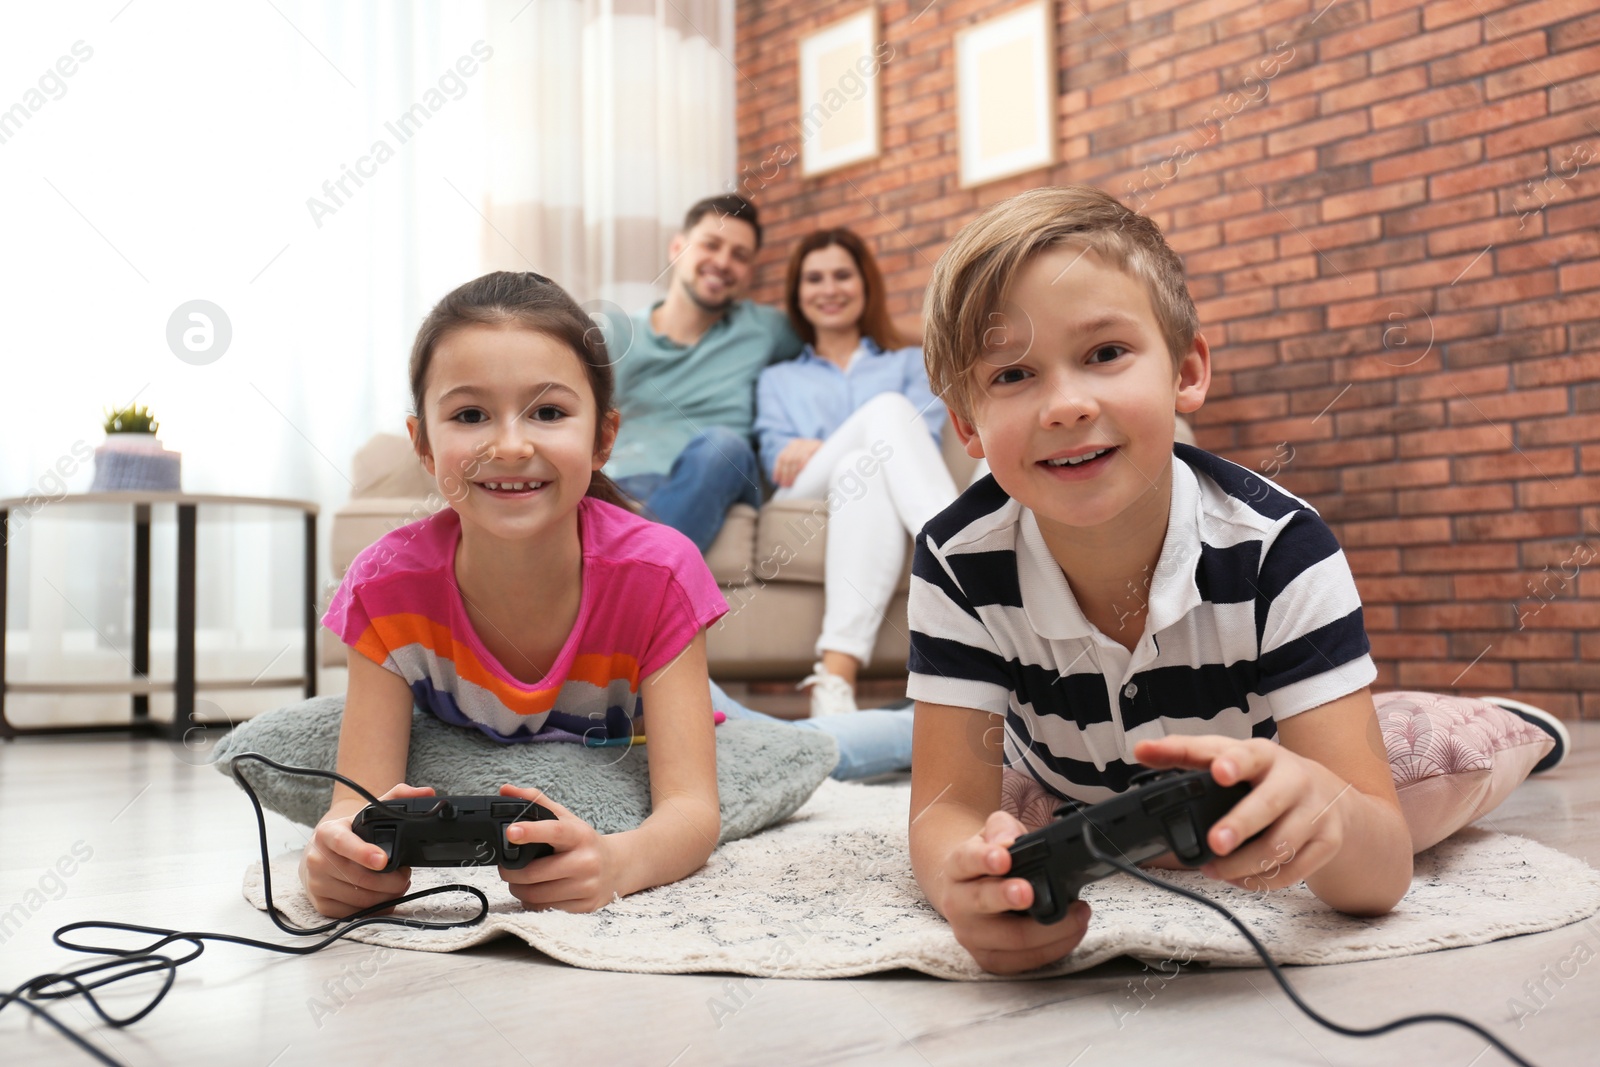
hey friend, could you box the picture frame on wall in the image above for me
[798,8,884,177]
[955,2,1057,188]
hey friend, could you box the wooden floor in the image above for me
[1,718,1594,1067]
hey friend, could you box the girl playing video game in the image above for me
[300,271,911,918]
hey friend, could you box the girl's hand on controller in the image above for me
[495,784,622,913]
[936,809,1091,975]
[300,783,436,918]
[1132,736,1350,892]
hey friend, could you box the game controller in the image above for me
[1006,768,1253,924]
[351,795,558,873]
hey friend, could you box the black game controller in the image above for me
[1006,769,1253,924]
[351,795,558,873]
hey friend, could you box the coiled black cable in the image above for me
[1,754,493,1067]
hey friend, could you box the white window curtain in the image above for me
[0,0,734,725]
[480,0,737,312]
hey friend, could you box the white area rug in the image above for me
[243,781,1600,980]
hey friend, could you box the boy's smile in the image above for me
[953,244,1210,541]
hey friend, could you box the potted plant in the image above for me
[91,404,182,491]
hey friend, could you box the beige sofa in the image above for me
[324,420,1196,679]
[324,426,978,679]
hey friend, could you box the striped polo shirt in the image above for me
[906,443,1376,804]
[324,497,727,744]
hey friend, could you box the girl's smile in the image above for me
[409,323,616,546]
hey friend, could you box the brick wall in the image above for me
[735,0,1600,718]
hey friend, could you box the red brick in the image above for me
[1342,457,1452,492]
[1448,387,1570,424]
[1373,140,1483,186]
[1429,32,1548,85]
[1378,251,1495,292]
[1559,260,1600,292]
[1347,547,1402,575]
[1398,483,1516,515]
[1495,0,1598,35]
[1445,327,1568,368]
[1341,516,1453,547]
[1428,91,1548,141]
[1513,601,1600,628]
[1195,290,1277,322]
[1486,103,1600,157]
[1428,150,1549,201]
[1318,125,1427,168]
[1356,575,1456,602]
[1382,192,1498,235]
[1519,477,1600,508]
[1397,602,1516,628]
[1319,67,1427,116]
[1428,213,1540,256]
[1437,269,1557,312]
[1370,21,1483,75]
[1371,83,1483,128]
[1453,572,1543,599]
[1457,446,1578,483]
[1503,291,1600,330]
[1370,633,1449,660]
[1421,0,1519,30]
[1519,536,1599,567]
[1454,509,1581,541]
[1266,111,1370,155]
[1320,11,1421,62]
[1485,43,1600,99]
[1397,423,1515,457]
[1322,179,1427,222]
[1515,351,1600,387]
[1227,308,1326,343]
[1402,543,1521,572]
[1517,662,1600,690]
[1278,271,1378,309]
[1278,215,1382,258]
[1223,255,1319,292]
[1551,72,1600,113]
[1452,631,1577,660]
[1397,660,1514,690]
[1185,236,1278,274]
[1226,202,1330,243]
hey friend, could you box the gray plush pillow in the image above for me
[211,696,837,845]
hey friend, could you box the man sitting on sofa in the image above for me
[604,194,803,553]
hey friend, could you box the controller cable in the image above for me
[0,753,500,1067]
[1080,827,1538,1067]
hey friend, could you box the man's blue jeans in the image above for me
[614,427,764,553]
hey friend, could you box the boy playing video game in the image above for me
[906,186,1414,975]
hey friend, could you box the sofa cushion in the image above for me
[704,503,758,585]
[752,498,913,590]
[352,433,436,500]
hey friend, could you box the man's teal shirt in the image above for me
[603,300,803,480]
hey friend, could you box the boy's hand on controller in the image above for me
[300,783,436,918]
[938,809,1091,975]
[1133,736,1350,892]
[495,784,620,913]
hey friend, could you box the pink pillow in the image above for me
[999,692,1552,853]
[1377,691,1553,853]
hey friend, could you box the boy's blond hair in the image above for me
[923,184,1199,421]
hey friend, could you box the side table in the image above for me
[0,492,319,740]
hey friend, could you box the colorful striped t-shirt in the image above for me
[323,497,728,744]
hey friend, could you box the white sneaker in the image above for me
[798,662,857,718]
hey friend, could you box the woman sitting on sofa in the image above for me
[754,229,960,717]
